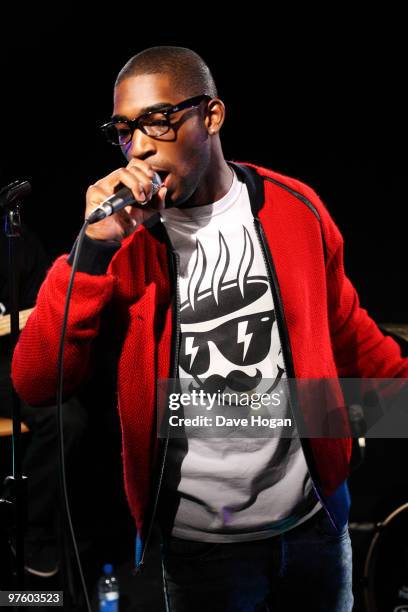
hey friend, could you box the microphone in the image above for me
[0,180,32,209]
[87,171,163,225]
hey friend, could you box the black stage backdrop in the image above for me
[0,8,406,608]
[0,5,406,323]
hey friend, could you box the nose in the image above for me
[125,126,157,160]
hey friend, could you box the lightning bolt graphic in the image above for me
[185,336,199,369]
[237,320,253,360]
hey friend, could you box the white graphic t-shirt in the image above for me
[159,167,321,542]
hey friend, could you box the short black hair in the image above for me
[115,46,218,98]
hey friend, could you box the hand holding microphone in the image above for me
[85,161,167,243]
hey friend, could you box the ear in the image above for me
[204,98,226,135]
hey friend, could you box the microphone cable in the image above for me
[56,218,92,612]
[55,174,162,609]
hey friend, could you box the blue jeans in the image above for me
[161,509,353,612]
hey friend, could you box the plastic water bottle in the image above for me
[98,563,119,611]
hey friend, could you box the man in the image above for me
[11,47,408,611]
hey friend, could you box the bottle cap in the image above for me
[103,563,113,574]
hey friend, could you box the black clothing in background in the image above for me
[0,225,49,313]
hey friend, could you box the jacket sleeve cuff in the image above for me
[67,234,121,275]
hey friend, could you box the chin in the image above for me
[165,187,187,209]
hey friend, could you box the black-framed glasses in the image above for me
[100,94,211,145]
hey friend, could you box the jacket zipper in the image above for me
[253,217,339,531]
[136,245,181,570]
[138,209,339,571]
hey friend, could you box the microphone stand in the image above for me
[0,181,31,588]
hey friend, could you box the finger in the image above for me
[86,184,113,211]
[137,186,168,214]
[154,186,168,211]
[126,159,155,180]
[120,167,154,204]
[126,187,167,226]
[95,168,150,205]
[126,166,159,202]
[115,207,140,235]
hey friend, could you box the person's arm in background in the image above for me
[0,225,50,416]
[18,226,49,309]
[0,225,49,314]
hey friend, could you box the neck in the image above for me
[178,150,233,209]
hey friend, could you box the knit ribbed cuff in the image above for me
[67,234,121,275]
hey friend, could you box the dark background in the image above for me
[0,6,406,322]
[0,7,407,608]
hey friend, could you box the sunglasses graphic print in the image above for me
[179,309,275,376]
